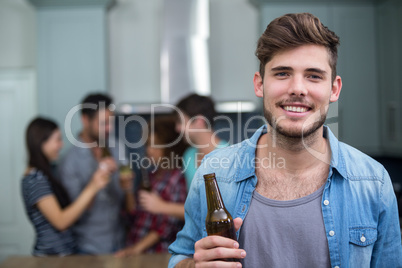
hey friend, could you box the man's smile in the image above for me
[282,105,310,113]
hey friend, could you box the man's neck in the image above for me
[255,126,331,200]
[79,131,103,160]
[258,126,330,173]
[80,130,94,144]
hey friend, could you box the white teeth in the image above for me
[284,106,307,113]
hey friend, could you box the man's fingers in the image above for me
[195,236,238,251]
[194,246,246,262]
[234,217,243,231]
[196,260,243,268]
[194,235,245,260]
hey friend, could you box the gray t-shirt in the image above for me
[238,184,330,268]
[58,140,126,254]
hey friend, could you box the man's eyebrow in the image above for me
[270,66,328,76]
[306,68,327,75]
[270,66,293,72]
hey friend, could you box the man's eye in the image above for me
[275,72,288,77]
[309,74,322,80]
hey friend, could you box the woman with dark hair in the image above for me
[21,117,111,256]
[115,115,187,257]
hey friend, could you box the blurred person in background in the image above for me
[115,115,187,257]
[21,117,111,256]
[175,93,228,190]
[139,94,228,220]
[58,93,133,254]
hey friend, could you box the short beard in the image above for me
[88,128,109,146]
[264,102,328,150]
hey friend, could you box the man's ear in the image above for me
[330,75,342,103]
[254,71,263,98]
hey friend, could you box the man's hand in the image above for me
[102,156,118,173]
[192,217,245,267]
[90,162,112,191]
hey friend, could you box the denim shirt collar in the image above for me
[233,125,267,182]
[324,126,348,179]
[235,124,348,183]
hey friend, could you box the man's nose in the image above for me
[288,75,308,96]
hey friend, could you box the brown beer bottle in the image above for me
[101,146,112,158]
[140,167,152,192]
[204,173,238,261]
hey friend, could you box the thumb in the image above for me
[234,217,243,231]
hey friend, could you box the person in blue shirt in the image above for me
[169,13,402,267]
[175,93,229,190]
[139,94,228,220]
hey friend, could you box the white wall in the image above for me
[209,0,259,104]
[0,69,37,261]
[36,6,109,147]
[0,0,36,68]
[0,0,37,260]
[109,0,163,105]
[108,0,260,106]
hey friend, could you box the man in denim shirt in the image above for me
[169,13,402,268]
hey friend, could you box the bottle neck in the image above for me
[101,147,111,157]
[205,178,225,211]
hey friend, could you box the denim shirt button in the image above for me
[360,235,366,243]
[329,230,335,236]
[241,205,246,212]
[334,266,340,268]
[323,200,329,206]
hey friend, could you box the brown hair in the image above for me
[176,93,217,128]
[81,93,113,120]
[256,13,340,81]
[26,117,71,208]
